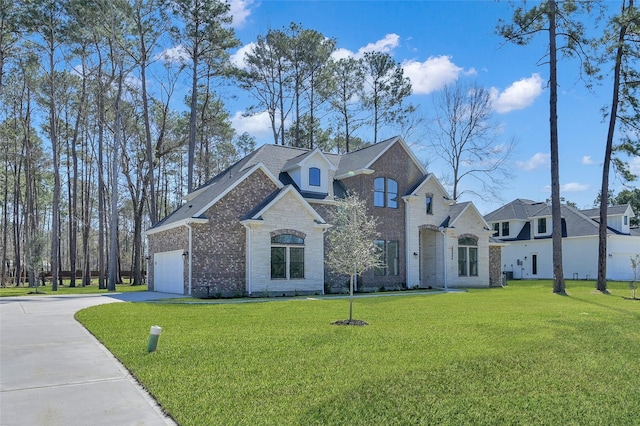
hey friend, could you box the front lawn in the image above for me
[76,280,640,425]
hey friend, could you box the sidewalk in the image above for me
[0,292,181,426]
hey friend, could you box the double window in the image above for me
[271,234,304,279]
[374,177,398,208]
[374,240,399,276]
[458,237,478,277]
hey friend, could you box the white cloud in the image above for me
[230,42,256,69]
[359,33,400,55]
[330,33,400,60]
[491,73,544,114]
[402,55,463,95]
[229,0,254,29]
[516,152,549,171]
[561,182,590,192]
[581,155,594,165]
[157,45,189,64]
[231,110,274,139]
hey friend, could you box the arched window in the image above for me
[309,167,321,187]
[458,236,478,277]
[271,234,304,279]
[373,177,398,209]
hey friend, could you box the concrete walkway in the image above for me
[0,292,181,426]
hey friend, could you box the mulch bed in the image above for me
[330,319,369,326]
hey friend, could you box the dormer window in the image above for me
[309,167,321,187]
[537,218,547,234]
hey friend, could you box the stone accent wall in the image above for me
[489,245,503,287]
[190,170,279,296]
[147,226,189,292]
[247,190,325,296]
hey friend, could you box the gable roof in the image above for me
[579,204,633,218]
[282,148,337,172]
[335,136,427,179]
[484,199,632,239]
[439,201,490,230]
[241,185,328,225]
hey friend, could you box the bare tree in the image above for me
[427,80,516,201]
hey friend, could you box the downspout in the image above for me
[403,196,412,288]
[186,221,193,295]
[244,223,252,296]
[438,227,448,290]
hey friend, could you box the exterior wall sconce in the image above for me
[524,256,528,261]
[182,251,188,259]
[413,252,418,257]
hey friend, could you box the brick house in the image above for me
[145,136,498,296]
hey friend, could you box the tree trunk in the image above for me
[548,0,565,294]
[597,0,630,293]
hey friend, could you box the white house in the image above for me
[485,199,639,281]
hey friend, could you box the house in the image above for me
[145,136,498,296]
[484,199,640,281]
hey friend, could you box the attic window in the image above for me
[309,167,321,187]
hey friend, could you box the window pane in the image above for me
[493,223,499,237]
[289,248,305,278]
[502,222,510,236]
[538,218,546,234]
[271,247,286,279]
[458,237,477,246]
[374,178,385,207]
[458,247,467,276]
[387,240,399,276]
[469,248,478,276]
[387,179,398,208]
[374,240,386,276]
[271,234,304,244]
[309,167,321,186]
[426,196,433,214]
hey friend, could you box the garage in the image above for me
[153,250,185,294]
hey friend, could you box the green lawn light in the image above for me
[147,325,162,353]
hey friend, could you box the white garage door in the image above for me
[154,250,185,294]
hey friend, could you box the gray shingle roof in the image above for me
[335,136,398,176]
[580,205,631,218]
[484,199,630,239]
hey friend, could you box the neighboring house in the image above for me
[145,136,497,296]
[485,198,640,281]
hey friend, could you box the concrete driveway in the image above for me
[0,292,181,426]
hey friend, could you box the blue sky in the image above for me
[217,0,638,214]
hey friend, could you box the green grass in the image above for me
[76,280,640,425]
[0,282,147,297]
